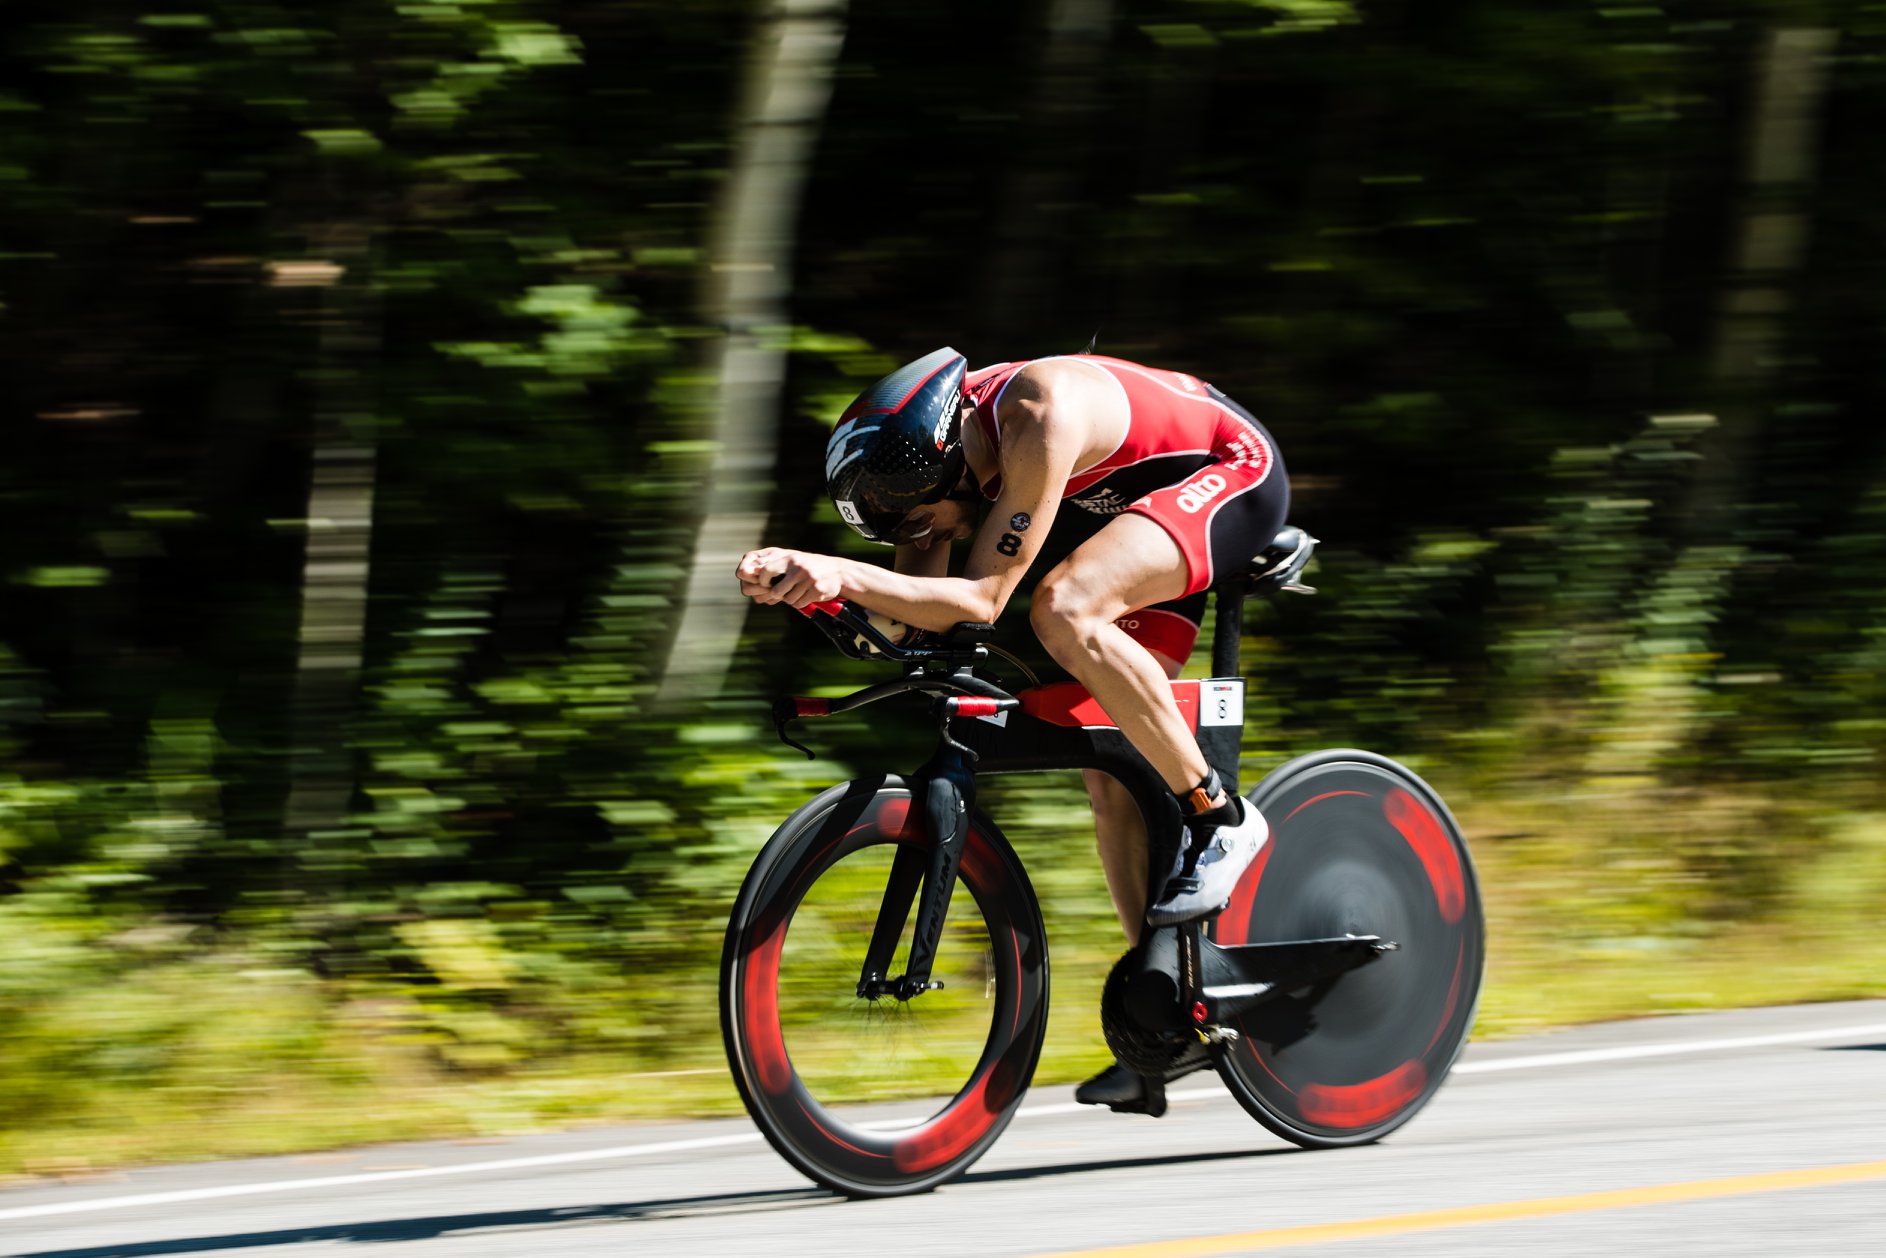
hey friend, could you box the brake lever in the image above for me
[771,697,820,760]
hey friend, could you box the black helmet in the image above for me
[825,347,969,544]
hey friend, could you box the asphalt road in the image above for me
[4,1001,1884,1257]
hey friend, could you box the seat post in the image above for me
[1210,581,1247,680]
[1197,581,1250,797]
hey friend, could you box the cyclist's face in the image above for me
[894,497,977,550]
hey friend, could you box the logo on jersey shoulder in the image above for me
[1072,487,1129,515]
[1175,472,1228,514]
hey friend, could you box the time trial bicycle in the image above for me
[720,526,1484,1197]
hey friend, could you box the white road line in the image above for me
[3,1019,1882,1224]
[0,1134,766,1222]
[1447,1022,1886,1075]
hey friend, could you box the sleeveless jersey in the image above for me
[962,355,1276,526]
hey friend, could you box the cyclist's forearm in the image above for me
[841,561,1003,630]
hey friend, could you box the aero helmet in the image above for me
[824,347,969,544]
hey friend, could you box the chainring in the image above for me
[1099,948,1208,1078]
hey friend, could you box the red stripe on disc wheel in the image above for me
[1383,788,1465,923]
[1299,1059,1426,1129]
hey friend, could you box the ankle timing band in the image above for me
[1179,768,1223,817]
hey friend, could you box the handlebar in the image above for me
[771,667,1019,759]
[791,597,998,668]
[771,600,1023,758]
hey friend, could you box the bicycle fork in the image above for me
[855,743,977,1002]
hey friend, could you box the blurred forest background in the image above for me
[3,0,1885,1176]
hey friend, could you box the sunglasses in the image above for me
[885,510,937,545]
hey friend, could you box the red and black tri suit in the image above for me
[963,355,1289,665]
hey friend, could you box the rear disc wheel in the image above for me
[1211,750,1484,1147]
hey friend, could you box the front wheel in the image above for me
[720,777,1049,1196]
[1211,750,1485,1147]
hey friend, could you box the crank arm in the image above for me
[1195,935,1394,1022]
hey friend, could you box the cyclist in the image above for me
[735,347,1288,1112]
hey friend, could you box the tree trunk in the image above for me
[1684,27,1839,537]
[657,0,848,703]
[282,217,379,844]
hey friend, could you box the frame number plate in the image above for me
[1199,679,1244,727]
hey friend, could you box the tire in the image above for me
[1210,750,1485,1148]
[720,776,1049,1196]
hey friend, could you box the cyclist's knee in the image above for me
[1031,571,1111,657]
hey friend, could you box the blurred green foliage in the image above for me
[2,0,1885,1174]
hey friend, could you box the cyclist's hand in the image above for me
[737,548,844,609]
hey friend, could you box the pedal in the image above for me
[1109,1074,1168,1119]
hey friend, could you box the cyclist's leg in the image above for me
[1072,603,1213,1113]
[1084,770,1148,947]
[1082,601,1204,945]
[1030,514,1212,795]
[1035,456,1287,918]
[1042,450,1288,780]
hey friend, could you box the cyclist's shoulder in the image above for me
[991,356,1137,411]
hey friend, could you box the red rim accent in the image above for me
[957,827,1002,891]
[867,796,915,838]
[1298,1060,1426,1129]
[1425,937,1467,1056]
[1244,1037,1295,1095]
[891,1072,1000,1173]
[743,919,792,1096]
[1282,790,1371,823]
[1009,924,1022,1039]
[1383,788,1465,923]
[797,1098,885,1159]
[1214,839,1273,946]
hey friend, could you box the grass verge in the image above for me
[4,792,1883,1183]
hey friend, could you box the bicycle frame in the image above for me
[774,527,1385,1031]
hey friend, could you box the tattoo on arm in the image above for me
[993,512,1031,557]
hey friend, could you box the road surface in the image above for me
[4,1001,1883,1256]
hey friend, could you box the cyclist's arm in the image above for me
[824,370,1091,630]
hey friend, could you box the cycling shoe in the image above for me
[1146,797,1269,926]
